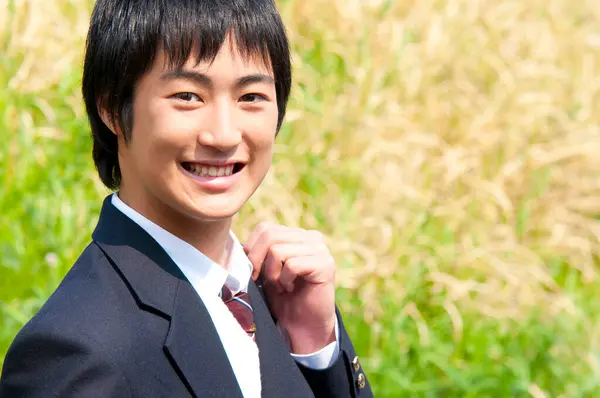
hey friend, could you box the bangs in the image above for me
[159,1,279,71]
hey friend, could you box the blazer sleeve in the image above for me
[0,326,131,398]
[295,307,373,398]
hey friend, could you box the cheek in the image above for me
[132,100,192,160]
[247,131,275,183]
[242,107,278,152]
[246,128,275,170]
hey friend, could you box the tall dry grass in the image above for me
[268,0,600,319]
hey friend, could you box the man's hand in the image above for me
[244,223,336,355]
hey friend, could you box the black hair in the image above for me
[82,0,292,190]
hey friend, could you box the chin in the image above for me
[194,210,239,222]
[185,197,246,222]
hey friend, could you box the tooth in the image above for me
[209,167,217,176]
[217,168,225,177]
[201,167,209,176]
[225,167,232,176]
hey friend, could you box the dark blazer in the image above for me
[0,197,372,397]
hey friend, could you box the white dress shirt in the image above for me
[111,193,338,398]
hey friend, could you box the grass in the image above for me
[2,0,600,396]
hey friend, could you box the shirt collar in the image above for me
[111,193,252,298]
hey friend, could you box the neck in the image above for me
[117,189,232,266]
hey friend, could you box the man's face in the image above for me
[115,36,278,224]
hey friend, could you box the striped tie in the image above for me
[221,286,256,341]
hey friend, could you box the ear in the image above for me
[97,102,121,136]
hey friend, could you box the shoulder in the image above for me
[34,243,132,330]
[0,244,139,396]
[8,242,140,363]
[0,322,132,397]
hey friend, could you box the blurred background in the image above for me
[2,0,600,396]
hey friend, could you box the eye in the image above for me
[240,93,267,103]
[172,92,202,102]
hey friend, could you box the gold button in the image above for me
[357,373,366,389]
[352,356,360,372]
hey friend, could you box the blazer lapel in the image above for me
[164,279,243,398]
[92,196,243,398]
[248,282,315,398]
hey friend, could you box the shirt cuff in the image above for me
[289,317,340,370]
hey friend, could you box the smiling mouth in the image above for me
[181,162,245,178]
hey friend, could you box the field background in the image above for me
[2,0,600,396]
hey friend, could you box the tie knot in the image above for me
[220,285,255,340]
[221,285,234,302]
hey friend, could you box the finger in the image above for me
[245,224,323,255]
[251,260,263,283]
[261,243,321,290]
[245,223,279,280]
[279,255,331,292]
[244,222,275,254]
[245,226,309,278]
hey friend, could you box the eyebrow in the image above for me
[160,69,275,90]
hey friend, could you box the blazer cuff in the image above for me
[294,307,372,398]
[290,317,340,369]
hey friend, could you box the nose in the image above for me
[197,100,242,152]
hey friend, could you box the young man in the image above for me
[0,0,372,397]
